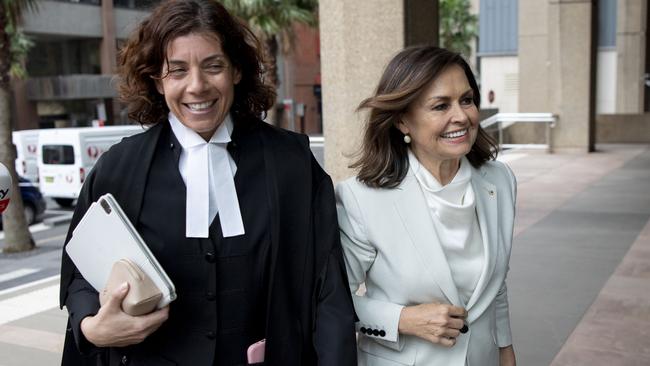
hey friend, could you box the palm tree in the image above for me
[222,0,318,124]
[1,0,38,253]
[439,0,477,58]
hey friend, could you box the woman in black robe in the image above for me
[59,1,357,365]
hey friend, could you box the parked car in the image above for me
[0,176,47,228]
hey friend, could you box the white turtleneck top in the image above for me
[408,151,484,305]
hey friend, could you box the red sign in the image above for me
[0,198,9,214]
[87,146,99,159]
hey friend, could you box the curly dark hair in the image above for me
[352,45,498,188]
[117,0,276,125]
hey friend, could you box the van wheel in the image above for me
[55,198,75,208]
[24,204,35,226]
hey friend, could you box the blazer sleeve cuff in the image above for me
[495,280,512,347]
[69,307,100,355]
[355,298,404,349]
[65,281,101,355]
[495,318,513,348]
[495,296,513,347]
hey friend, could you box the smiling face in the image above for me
[397,64,479,170]
[156,32,241,140]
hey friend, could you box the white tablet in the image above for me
[65,193,176,308]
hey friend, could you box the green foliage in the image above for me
[2,0,38,80]
[220,0,318,91]
[221,0,317,42]
[5,21,33,79]
[2,0,38,25]
[439,0,477,58]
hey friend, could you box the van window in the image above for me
[42,145,75,165]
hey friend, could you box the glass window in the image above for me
[479,0,518,55]
[599,0,617,48]
[42,145,75,165]
[27,38,102,77]
[113,0,159,10]
[53,0,100,4]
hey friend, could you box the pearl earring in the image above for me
[403,134,412,144]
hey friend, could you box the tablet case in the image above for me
[66,193,176,309]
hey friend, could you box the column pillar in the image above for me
[547,0,596,152]
[519,0,596,152]
[100,0,118,124]
[320,0,438,183]
[519,0,550,113]
[10,79,38,130]
[616,0,647,114]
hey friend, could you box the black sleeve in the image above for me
[312,172,358,366]
[59,164,104,356]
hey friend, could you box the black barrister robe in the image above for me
[59,118,357,365]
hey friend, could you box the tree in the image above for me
[439,0,477,58]
[222,0,318,125]
[1,0,37,253]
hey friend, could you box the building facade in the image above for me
[321,0,649,181]
[14,0,152,130]
[478,0,649,148]
[15,0,323,135]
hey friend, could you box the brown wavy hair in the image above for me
[352,45,497,188]
[117,0,276,125]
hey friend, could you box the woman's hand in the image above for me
[398,302,467,347]
[499,345,516,366]
[80,282,169,347]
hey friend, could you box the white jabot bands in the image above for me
[169,113,245,238]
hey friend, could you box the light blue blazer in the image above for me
[336,160,517,366]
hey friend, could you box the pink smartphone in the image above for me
[247,339,265,364]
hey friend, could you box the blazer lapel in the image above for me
[393,174,462,306]
[466,168,498,310]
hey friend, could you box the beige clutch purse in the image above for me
[99,259,162,316]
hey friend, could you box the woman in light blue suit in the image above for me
[336,46,517,366]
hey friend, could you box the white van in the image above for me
[37,125,146,207]
[13,129,40,183]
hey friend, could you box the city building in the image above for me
[15,0,649,170]
[320,0,649,182]
[15,0,151,130]
[477,0,649,147]
[14,0,323,134]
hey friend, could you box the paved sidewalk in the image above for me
[505,144,650,366]
[0,144,648,366]
[0,226,68,366]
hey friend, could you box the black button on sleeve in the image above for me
[360,327,367,334]
[206,331,216,339]
[372,329,380,336]
[379,330,386,337]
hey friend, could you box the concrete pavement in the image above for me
[0,224,68,366]
[0,144,649,365]
[504,144,650,365]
